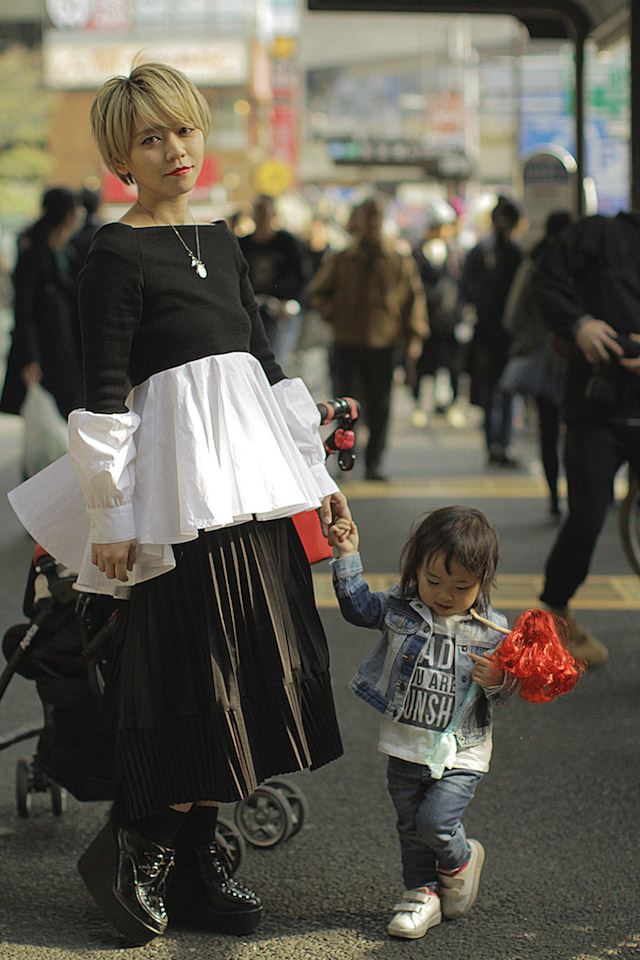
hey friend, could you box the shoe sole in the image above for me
[166,876,263,935]
[77,820,164,946]
[387,912,441,939]
[439,840,485,920]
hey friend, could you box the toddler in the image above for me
[329,505,517,939]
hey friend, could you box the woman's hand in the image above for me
[91,540,137,582]
[319,490,351,537]
[21,362,42,386]
[469,652,504,688]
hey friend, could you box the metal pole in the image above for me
[574,33,585,216]
[631,0,640,210]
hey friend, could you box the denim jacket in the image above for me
[332,553,517,748]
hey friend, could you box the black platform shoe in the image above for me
[77,819,175,945]
[166,841,263,935]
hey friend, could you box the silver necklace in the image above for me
[138,203,208,278]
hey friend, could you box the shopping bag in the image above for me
[292,510,333,564]
[20,383,69,477]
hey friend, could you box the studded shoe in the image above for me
[77,820,175,945]
[166,841,263,935]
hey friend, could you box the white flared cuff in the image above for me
[308,459,339,499]
[68,408,140,540]
[87,502,137,543]
[271,378,324,466]
[271,377,338,497]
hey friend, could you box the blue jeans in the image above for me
[387,756,483,890]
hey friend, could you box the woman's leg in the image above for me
[77,801,187,945]
[167,800,263,934]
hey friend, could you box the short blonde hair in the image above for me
[90,62,212,184]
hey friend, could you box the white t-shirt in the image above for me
[378,612,492,773]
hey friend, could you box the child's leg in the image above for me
[386,756,439,890]
[388,760,482,881]
[386,757,443,939]
[412,767,483,872]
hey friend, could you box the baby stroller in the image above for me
[0,397,359,868]
[0,546,120,815]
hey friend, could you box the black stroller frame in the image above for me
[0,397,359,866]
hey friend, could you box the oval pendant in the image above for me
[197,263,208,279]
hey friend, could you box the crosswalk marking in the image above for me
[313,572,640,609]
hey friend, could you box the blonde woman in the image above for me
[10,62,348,945]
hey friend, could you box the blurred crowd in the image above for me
[0,184,591,497]
[3,182,640,667]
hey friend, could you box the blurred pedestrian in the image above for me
[69,187,104,276]
[534,211,640,666]
[1,186,83,424]
[311,197,428,481]
[461,197,522,466]
[499,211,572,520]
[238,194,307,367]
[411,219,465,426]
[328,505,516,939]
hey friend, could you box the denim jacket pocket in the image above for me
[377,608,421,695]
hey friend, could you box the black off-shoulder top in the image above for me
[78,220,284,413]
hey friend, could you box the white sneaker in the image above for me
[437,839,485,919]
[387,888,442,939]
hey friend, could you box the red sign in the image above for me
[272,103,298,169]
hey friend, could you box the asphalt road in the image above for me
[0,393,639,960]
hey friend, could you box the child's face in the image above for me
[417,554,481,618]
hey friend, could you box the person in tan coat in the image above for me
[311,198,428,480]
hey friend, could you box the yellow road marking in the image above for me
[313,572,640,609]
[335,476,631,500]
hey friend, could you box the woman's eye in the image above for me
[180,126,194,135]
[142,135,159,145]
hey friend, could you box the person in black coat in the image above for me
[534,211,640,666]
[69,187,104,278]
[461,197,522,466]
[1,186,83,420]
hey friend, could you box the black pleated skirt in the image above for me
[102,517,343,819]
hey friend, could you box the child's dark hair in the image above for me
[399,506,500,606]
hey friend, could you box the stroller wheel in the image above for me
[16,758,32,818]
[215,817,245,874]
[49,781,67,817]
[264,779,309,837]
[234,784,294,847]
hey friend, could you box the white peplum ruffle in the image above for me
[8,353,338,597]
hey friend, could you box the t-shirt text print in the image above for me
[401,625,456,731]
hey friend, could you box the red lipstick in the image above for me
[167,166,192,176]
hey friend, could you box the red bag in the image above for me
[292,510,333,564]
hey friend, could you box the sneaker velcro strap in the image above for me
[392,902,424,913]
[392,890,435,911]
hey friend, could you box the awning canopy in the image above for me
[307,0,629,45]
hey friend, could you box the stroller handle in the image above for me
[316,397,360,472]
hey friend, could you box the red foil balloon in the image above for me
[491,608,585,703]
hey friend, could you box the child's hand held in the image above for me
[328,518,358,555]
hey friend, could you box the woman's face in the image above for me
[117,120,205,202]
